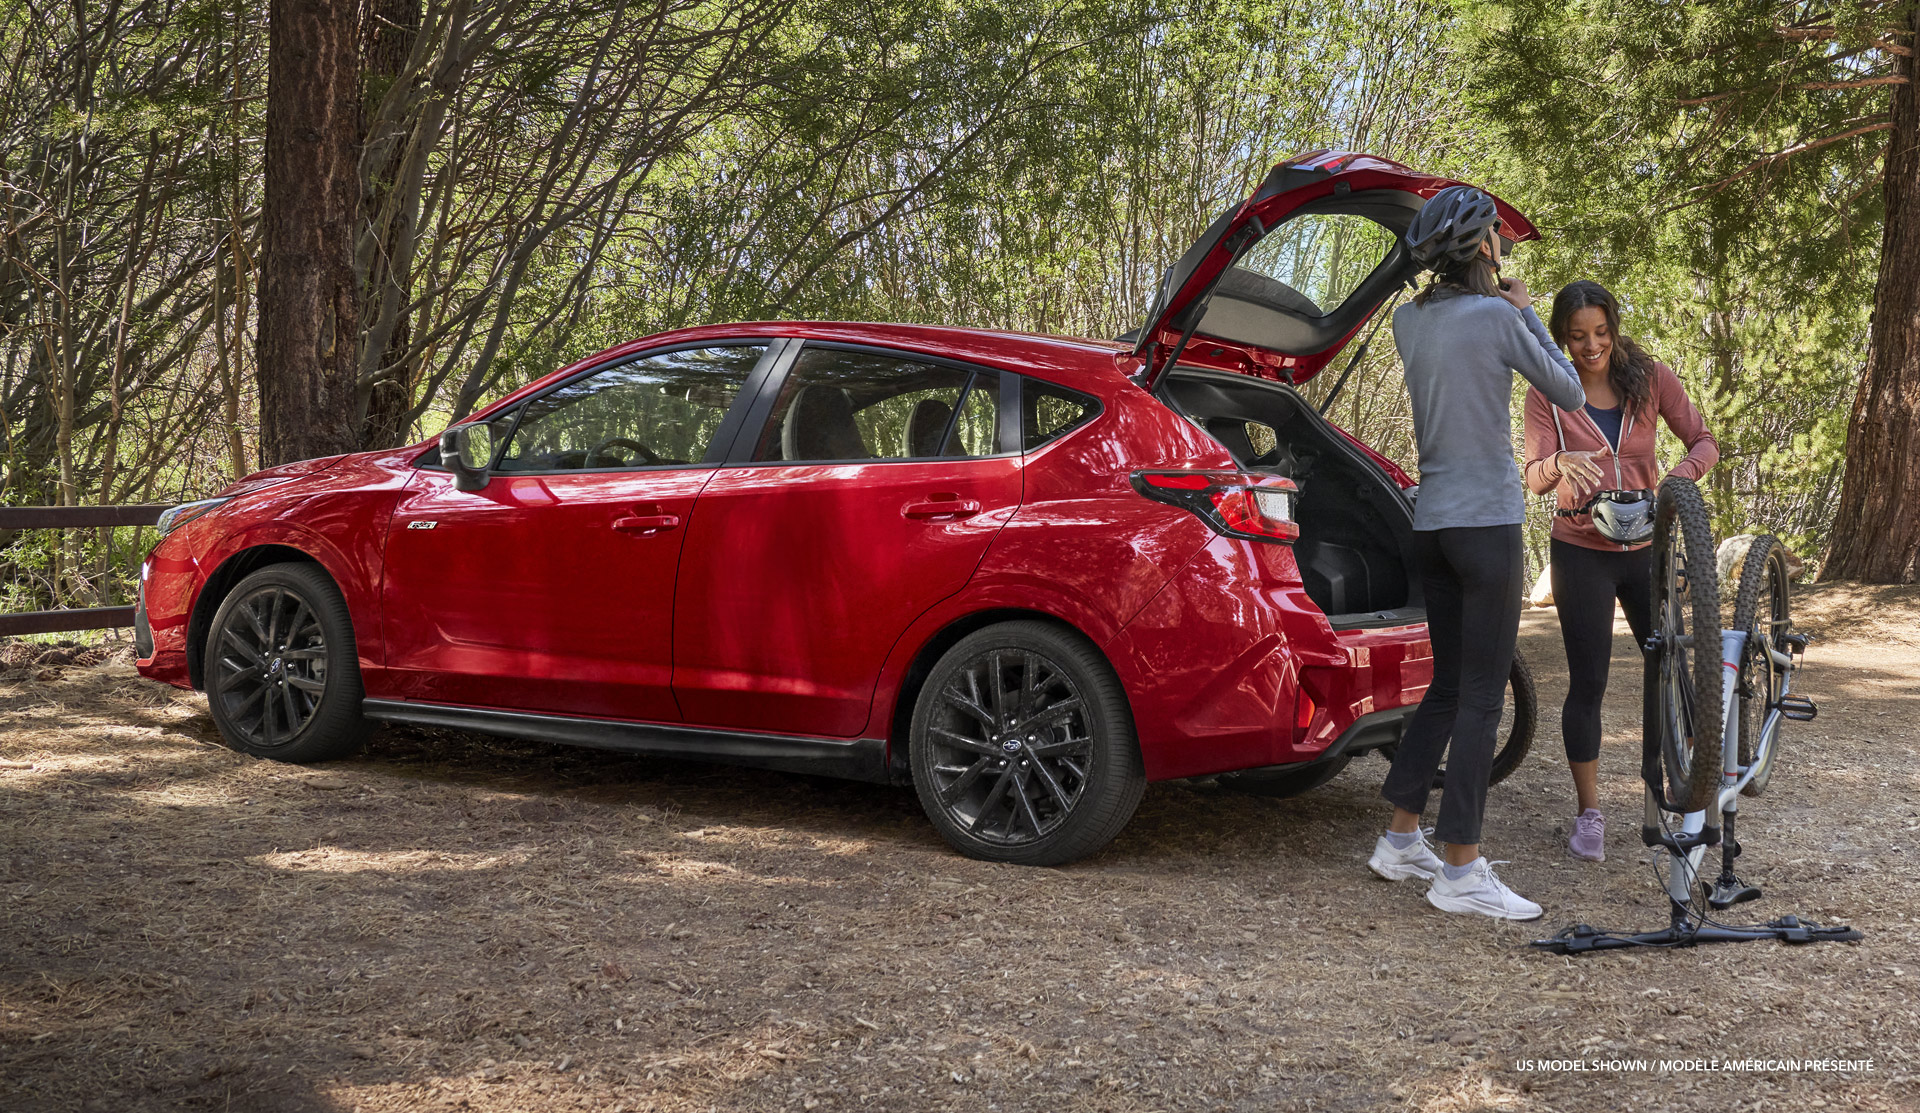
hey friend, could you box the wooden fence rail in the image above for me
[0,505,169,637]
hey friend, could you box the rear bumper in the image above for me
[1216,703,1414,783]
[1106,534,1431,782]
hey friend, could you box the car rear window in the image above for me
[1021,378,1098,451]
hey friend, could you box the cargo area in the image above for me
[1160,368,1423,627]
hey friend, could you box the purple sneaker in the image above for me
[1569,809,1605,862]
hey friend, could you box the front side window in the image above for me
[1230,213,1398,318]
[753,347,1002,463]
[494,344,765,473]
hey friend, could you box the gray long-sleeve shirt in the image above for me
[1393,290,1585,531]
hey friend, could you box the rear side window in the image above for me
[754,347,1003,463]
[1021,378,1099,450]
[495,345,765,472]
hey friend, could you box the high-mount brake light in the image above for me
[1130,470,1299,543]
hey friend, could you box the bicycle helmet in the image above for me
[1583,489,1657,545]
[1406,185,1501,269]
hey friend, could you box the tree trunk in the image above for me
[356,0,421,450]
[257,0,362,467]
[1822,8,1920,584]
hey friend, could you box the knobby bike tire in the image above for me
[1730,535,1790,797]
[1651,476,1724,814]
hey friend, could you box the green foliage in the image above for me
[1456,0,1905,567]
[2,0,1893,608]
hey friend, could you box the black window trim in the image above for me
[417,337,789,478]
[720,339,1024,467]
[1017,374,1103,453]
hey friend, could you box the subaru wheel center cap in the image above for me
[1002,738,1023,753]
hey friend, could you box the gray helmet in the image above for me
[1406,185,1501,269]
[1585,489,1656,545]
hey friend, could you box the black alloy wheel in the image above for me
[204,563,370,762]
[909,622,1144,866]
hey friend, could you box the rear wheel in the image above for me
[204,563,371,762]
[1730,535,1791,797]
[909,621,1144,866]
[1651,477,1724,813]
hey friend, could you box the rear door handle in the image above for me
[903,499,981,520]
[613,514,681,534]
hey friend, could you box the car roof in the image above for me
[473,321,1137,420]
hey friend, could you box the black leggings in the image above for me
[1381,524,1523,846]
[1550,537,1652,764]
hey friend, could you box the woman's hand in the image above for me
[1555,449,1610,497]
[1497,275,1533,309]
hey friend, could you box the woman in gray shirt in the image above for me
[1362,186,1585,921]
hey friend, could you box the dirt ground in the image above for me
[3,584,1916,1113]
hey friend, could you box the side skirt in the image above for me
[361,699,893,785]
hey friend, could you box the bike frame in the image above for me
[1653,624,1800,902]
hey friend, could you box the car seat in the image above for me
[782,385,869,461]
[909,399,955,457]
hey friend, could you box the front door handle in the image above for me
[613,514,680,534]
[903,498,982,520]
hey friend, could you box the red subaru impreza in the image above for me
[137,152,1535,864]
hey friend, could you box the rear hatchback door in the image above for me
[1132,151,1536,389]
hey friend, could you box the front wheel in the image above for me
[204,562,371,762]
[908,621,1145,866]
[1651,476,1725,813]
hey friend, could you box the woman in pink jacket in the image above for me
[1522,280,1719,862]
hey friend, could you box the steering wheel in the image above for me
[585,436,664,468]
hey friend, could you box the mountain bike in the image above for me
[1536,477,1858,953]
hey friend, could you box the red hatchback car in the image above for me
[137,152,1536,864]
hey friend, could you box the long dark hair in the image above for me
[1549,279,1655,416]
[1411,254,1502,306]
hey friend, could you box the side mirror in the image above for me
[440,422,495,492]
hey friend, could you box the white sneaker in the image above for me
[1426,858,1543,921]
[1368,828,1444,881]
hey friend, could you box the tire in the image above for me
[1430,650,1537,790]
[1650,476,1724,813]
[1730,535,1791,797]
[908,621,1145,866]
[204,562,371,763]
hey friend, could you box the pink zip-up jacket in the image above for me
[1523,361,1719,551]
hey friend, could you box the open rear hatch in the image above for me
[1134,152,1537,628]
[1130,150,1536,388]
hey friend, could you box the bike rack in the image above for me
[1532,543,1862,956]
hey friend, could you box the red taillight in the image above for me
[1131,470,1299,543]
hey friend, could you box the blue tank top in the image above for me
[1585,404,1623,450]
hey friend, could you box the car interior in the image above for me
[1159,368,1425,627]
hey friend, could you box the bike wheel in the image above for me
[1730,535,1791,797]
[1650,476,1724,813]
[1429,650,1536,789]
